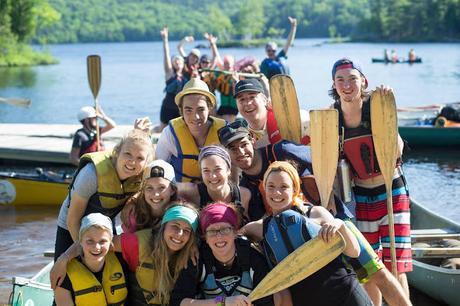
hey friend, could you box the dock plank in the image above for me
[0,124,159,165]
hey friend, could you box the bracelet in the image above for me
[214,295,225,306]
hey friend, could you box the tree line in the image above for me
[1,0,459,66]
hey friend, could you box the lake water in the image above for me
[0,39,459,302]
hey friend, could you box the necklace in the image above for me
[218,253,236,267]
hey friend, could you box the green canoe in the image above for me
[410,199,460,306]
[399,125,460,148]
[9,261,53,306]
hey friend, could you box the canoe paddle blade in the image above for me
[309,109,339,207]
[249,233,345,301]
[87,55,101,100]
[270,75,302,143]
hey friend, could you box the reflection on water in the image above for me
[0,67,37,88]
[403,148,460,223]
[0,205,58,303]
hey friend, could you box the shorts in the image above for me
[160,96,180,124]
[217,95,238,116]
[342,221,385,283]
[354,176,413,273]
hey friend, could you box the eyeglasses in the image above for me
[266,49,276,53]
[206,226,233,237]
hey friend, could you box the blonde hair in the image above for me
[111,129,154,165]
[263,161,304,207]
[149,202,198,304]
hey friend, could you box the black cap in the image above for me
[218,119,250,147]
[233,79,264,98]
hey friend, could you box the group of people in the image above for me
[383,49,418,63]
[58,30,415,305]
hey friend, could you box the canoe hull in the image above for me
[399,126,460,148]
[410,200,460,306]
[10,262,53,306]
[0,175,68,206]
[372,58,422,63]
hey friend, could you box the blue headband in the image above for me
[161,205,199,232]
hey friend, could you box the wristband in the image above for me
[214,295,225,306]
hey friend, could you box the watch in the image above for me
[214,295,225,306]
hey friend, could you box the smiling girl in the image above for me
[178,145,251,220]
[54,213,128,306]
[241,161,372,306]
[121,159,178,233]
[54,129,154,261]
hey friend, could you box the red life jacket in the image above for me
[266,108,310,145]
[78,128,105,157]
[335,99,381,180]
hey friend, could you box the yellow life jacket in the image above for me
[67,252,127,306]
[135,229,161,304]
[73,151,143,219]
[169,116,226,182]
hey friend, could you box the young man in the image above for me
[330,58,412,305]
[234,78,310,148]
[218,120,313,221]
[260,16,297,80]
[70,106,116,166]
[156,78,226,183]
[219,121,411,306]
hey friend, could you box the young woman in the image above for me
[120,159,178,233]
[155,78,226,182]
[158,27,188,132]
[329,58,412,299]
[242,161,372,306]
[54,213,128,306]
[53,203,199,306]
[170,202,274,306]
[178,145,251,220]
[54,129,154,261]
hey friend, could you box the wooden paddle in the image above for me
[412,247,460,259]
[370,90,399,276]
[249,233,345,301]
[309,109,339,207]
[270,75,302,143]
[199,68,262,79]
[0,97,31,108]
[87,55,102,151]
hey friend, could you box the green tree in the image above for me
[234,0,265,39]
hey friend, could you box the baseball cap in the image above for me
[218,119,250,147]
[266,42,278,51]
[143,159,175,182]
[233,79,265,98]
[331,58,368,87]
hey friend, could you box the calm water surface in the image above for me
[0,39,459,302]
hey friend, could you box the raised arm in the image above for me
[283,16,297,55]
[161,27,174,80]
[177,35,194,58]
[96,105,116,134]
[204,32,221,69]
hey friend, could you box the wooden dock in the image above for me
[0,124,159,165]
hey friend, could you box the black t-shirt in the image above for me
[170,240,274,306]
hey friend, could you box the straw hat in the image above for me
[175,78,216,107]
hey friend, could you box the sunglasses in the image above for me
[206,226,233,237]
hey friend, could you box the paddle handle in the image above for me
[199,68,263,78]
[386,186,397,276]
[94,98,100,151]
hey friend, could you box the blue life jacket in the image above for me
[199,238,254,298]
[262,207,320,268]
